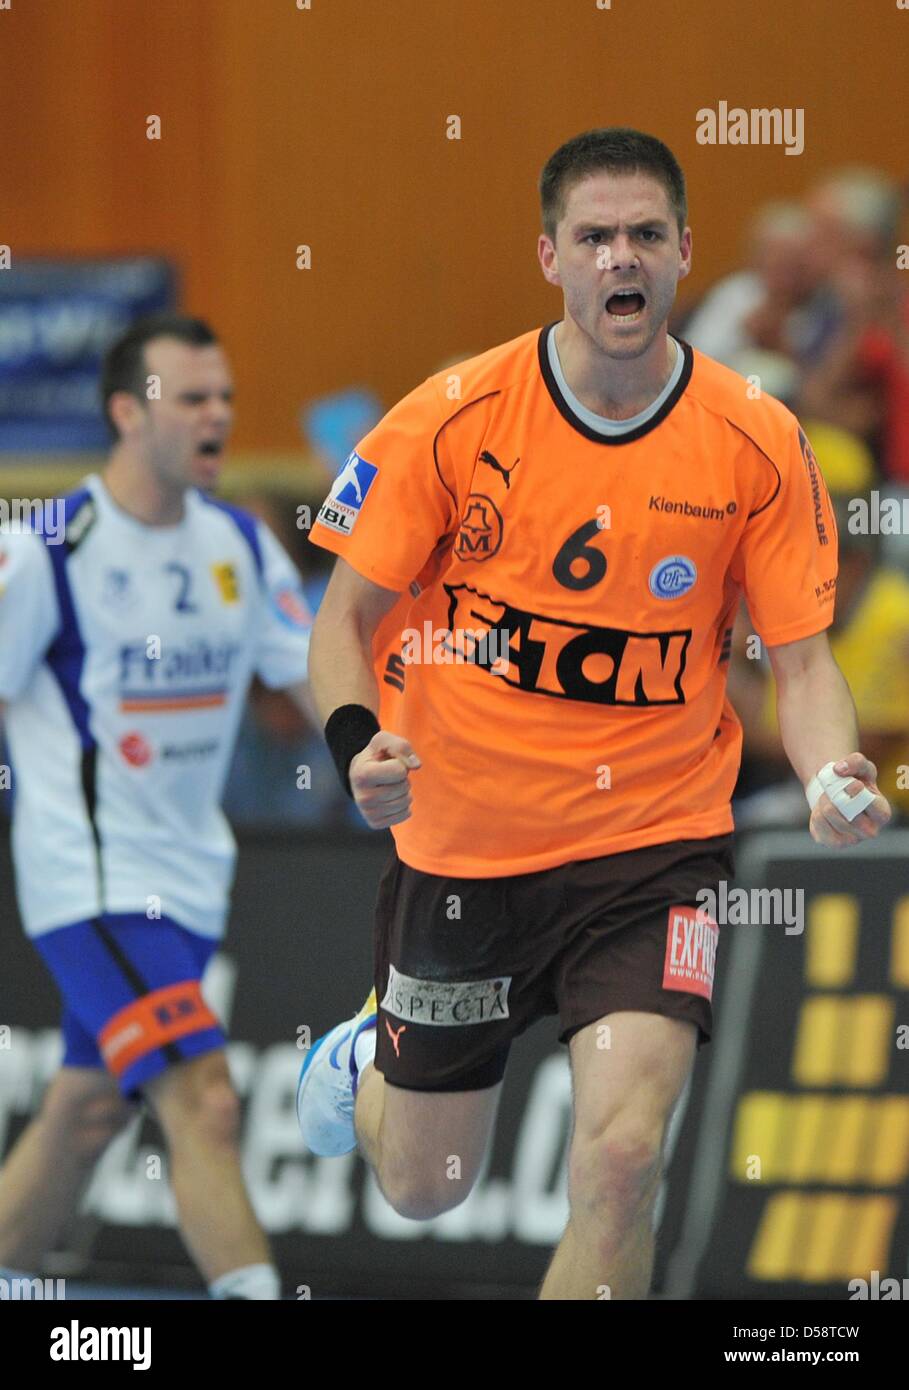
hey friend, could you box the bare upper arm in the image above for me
[767,629,834,683]
[314,555,403,643]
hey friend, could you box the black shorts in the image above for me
[373,834,736,1092]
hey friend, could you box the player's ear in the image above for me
[677,226,693,281]
[538,233,561,287]
[108,390,147,439]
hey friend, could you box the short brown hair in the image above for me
[100,312,218,438]
[540,128,688,242]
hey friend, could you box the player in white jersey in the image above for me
[0,314,312,1300]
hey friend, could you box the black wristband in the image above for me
[324,704,381,797]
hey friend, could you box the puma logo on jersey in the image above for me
[385,1019,407,1057]
[479,450,520,489]
[444,583,691,705]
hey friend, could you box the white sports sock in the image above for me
[354,1024,377,1076]
[209,1263,281,1300]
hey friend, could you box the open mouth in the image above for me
[606,289,646,322]
[197,440,224,457]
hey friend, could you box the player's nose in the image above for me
[604,234,640,270]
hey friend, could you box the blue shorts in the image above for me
[32,913,226,1098]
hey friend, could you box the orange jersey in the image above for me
[309,325,838,876]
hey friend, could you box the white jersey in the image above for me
[0,474,312,939]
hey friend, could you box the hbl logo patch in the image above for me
[317,450,379,536]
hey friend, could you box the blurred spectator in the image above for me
[728,427,909,826]
[682,201,827,371]
[799,167,909,483]
[803,167,903,287]
[727,348,799,410]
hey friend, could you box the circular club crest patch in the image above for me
[454,494,503,563]
[649,555,697,600]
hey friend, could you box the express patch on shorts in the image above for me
[662,904,719,1000]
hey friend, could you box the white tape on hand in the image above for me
[805,761,877,824]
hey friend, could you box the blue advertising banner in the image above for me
[0,258,175,452]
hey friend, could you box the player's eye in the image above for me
[639,229,661,242]
[584,232,604,245]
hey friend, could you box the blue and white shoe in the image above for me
[296,988,377,1157]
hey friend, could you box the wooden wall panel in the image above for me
[1,0,906,449]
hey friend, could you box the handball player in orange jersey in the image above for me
[297,128,891,1299]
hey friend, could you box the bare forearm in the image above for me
[775,660,860,788]
[308,609,380,725]
[307,581,418,831]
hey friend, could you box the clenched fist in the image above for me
[809,753,892,848]
[349,731,421,830]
